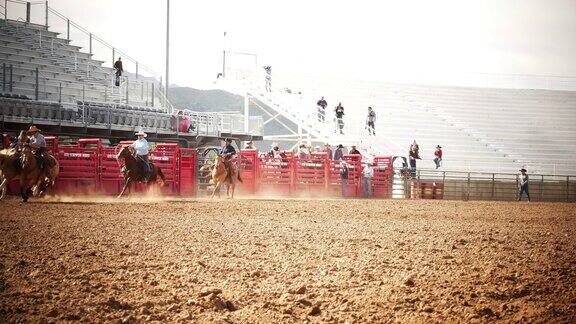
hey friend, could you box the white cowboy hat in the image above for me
[135,131,147,137]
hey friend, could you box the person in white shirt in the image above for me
[362,162,375,197]
[131,131,150,178]
[518,168,530,202]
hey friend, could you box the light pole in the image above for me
[222,31,227,78]
[165,0,170,103]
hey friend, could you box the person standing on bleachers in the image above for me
[518,168,531,202]
[114,57,123,86]
[408,140,421,176]
[366,107,376,136]
[434,145,443,169]
[317,96,328,122]
[335,103,345,135]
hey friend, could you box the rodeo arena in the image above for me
[1,1,576,323]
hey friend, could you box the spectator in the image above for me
[268,143,281,158]
[113,57,123,86]
[179,112,191,133]
[313,146,322,153]
[244,141,256,150]
[334,144,345,160]
[297,144,310,159]
[349,145,361,155]
[434,145,443,169]
[335,103,345,134]
[170,110,181,131]
[323,143,333,160]
[366,106,376,136]
[518,168,531,202]
[408,140,421,175]
[264,66,272,92]
[340,161,349,197]
[362,162,374,197]
[317,96,328,122]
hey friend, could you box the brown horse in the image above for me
[210,156,242,199]
[0,131,59,201]
[116,145,166,198]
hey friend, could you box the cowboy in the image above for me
[26,125,47,170]
[131,131,151,180]
[334,144,345,161]
[323,143,333,160]
[362,162,374,198]
[434,145,443,169]
[244,141,256,150]
[349,145,361,155]
[518,168,531,202]
[340,161,349,197]
[220,138,237,175]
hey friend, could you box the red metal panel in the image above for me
[293,154,328,196]
[150,143,179,195]
[327,155,362,197]
[179,148,196,196]
[237,150,258,195]
[99,146,124,195]
[53,145,100,195]
[259,156,293,195]
[372,156,393,198]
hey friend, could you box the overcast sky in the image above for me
[10,0,576,88]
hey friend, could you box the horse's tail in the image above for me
[237,169,243,183]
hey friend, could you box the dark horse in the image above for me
[116,145,166,198]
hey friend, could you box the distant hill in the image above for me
[168,87,299,147]
[169,87,243,113]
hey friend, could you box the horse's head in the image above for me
[18,130,27,144]
[116,145,135,160]
[19,144,35,170]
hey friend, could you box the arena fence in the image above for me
[3,138,574,202]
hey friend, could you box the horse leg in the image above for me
[118,178,132,198]
[210,181,222,199]
[19,178,28,202]
[0,174,7,200]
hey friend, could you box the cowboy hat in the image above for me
[520,168,527,172]
[436,145,442,148]
[224,138,233,142]
[324,143,330,146]
[26,125,41,135]
[135,130,147,137]
[337,144,344,148]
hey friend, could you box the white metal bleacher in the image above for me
[0,19,158,107]
[223,71,576,175]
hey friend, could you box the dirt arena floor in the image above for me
[0,196,575,323]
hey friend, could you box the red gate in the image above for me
[179,148,196,196]
[294,152,328,196]
[372,156,393,198]
[237,150,258,195]
[53,139,101,195]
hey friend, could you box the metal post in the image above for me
[34,68,39,100]
[112,48,115,66]
[141,82,144,100]
[540,175,544,202]
[222,31,227,78]
[26,2,30,23]
[567,176,570,202]
[89,33,92,54]
[467,172,471,201]
[82,84,85,101]
[151,82,154,107]
[58,82,61,103]
[2,63,5,92]
[491,173,495,199]
[8,65,12,92]
[165,0,170,100]
[135,62,138,79]
[125,78,129,104]
[45,1,48,29]
[66,19,70,41]
[4,0,7,23]
[244,93,249,133]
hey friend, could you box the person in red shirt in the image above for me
[434,145,443,169]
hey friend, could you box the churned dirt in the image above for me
[0,196,575,323]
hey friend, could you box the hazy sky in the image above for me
[10,0,576,88]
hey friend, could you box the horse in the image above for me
[210,155,242,199]
[116,145,166,198]
[0,131,59,202]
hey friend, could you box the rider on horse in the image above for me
[26,125,47,170]
[131,131,151,180]
[220,138,237,176]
